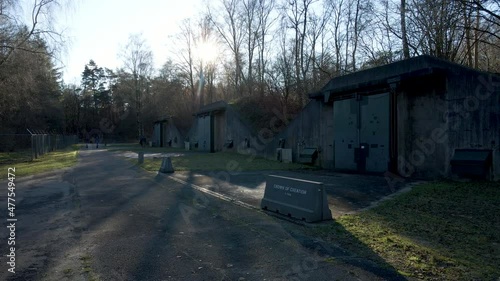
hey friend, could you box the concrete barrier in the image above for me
[159,157,174,173]
[261,175,332,222]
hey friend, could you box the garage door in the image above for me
[333,98,358,170]
[333,93,389,173]
[198,115,211,152]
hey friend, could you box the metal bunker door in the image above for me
[333,93,389,173]
[333,97,358,170]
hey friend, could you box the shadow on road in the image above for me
[3,149,408,280]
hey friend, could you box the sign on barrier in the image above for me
[260,175,332,222]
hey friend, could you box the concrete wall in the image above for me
[260,99,332,166]
[397,75,450,179]
[195,115,211,151]
[163,120,184,148]
[396,70,500,180]
[152,119,184,148]
[445,70,500,180]
[320,102,335,169]
[152,123,161,146]
[223,106,256,153]
[188,104,256,153]
[213,112,226,151]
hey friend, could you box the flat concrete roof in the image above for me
[195,100,227,116]
[310,55,498,102]
[154,116,173,124]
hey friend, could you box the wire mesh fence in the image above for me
[0,130,78,165]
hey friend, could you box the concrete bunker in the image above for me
[152,117,184,148]
[264,55,500,180]
[188,101,256,152]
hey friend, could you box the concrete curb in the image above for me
[351,180,428,214]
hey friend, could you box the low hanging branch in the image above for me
[0,0,64,67]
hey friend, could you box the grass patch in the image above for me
[0,145,79,178]
[314,181,500,280]
[62,268,73,277]
[0,149,32,165]
[140,151,314,172]
[80,254,99,281]
[106,142,186,153]
[107,142,315,171]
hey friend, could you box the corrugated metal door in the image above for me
[333,93,389,173]
[360,93,389,172]
[213,112,225,151]
[162,122,167,147]
[153,124,161,146]
[198,115,211,151]
[333,98,358,170]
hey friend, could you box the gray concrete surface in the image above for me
[0,148,408,280]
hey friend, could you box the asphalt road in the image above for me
[0,149,406,281]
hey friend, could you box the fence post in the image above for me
[37,134,41,157]
[39,134,42,156]
[35,131,39,159]
[26,129,35,160]
[34,134,38,158]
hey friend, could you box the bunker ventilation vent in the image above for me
[298,147,318,164]
[450,149,492,179]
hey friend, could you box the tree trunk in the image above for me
[401,0,410,59]
[474,6,479,68]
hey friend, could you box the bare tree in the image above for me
[269,30,295,122]
[174,19,198,111]
[121,33,153,138]
[196,16,219,106]
[256,0,276,97]
[458,0,500,69]
[304,1,331,87]
[280,0,315,106]
[349,0,373,71]
[401,0,410,58]
[404,0,466,60]
[208,0,245,97]
[326,0,346,74]
[0,0,67,66]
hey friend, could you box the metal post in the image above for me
[27,129,35,160]
[138,152,144,164]
[35,135,39,159]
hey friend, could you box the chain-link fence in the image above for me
[0,129,78,164]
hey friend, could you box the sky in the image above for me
[45,0,204,84]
